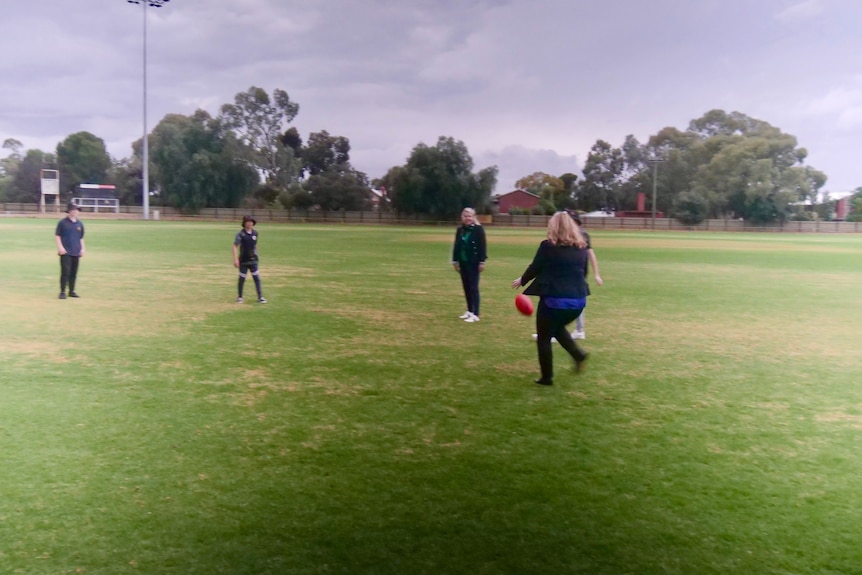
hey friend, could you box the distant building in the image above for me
[493,189,540,214]
[369,187,386,210]
[581,210,616,218]
[836,197,850,220]
[616,192,662,218]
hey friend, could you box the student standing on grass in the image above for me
[233,215,267,304]
[513,211,589,386]
[452,207,486,323]
[55,202,85,300]
[531,211,602,341]
[570,212,602,338]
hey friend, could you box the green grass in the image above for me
[2,219,862,574]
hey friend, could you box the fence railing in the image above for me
[3,203,860,233]
[71,197,120,214]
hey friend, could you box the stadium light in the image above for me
[127,0,171,219]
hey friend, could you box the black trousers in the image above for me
[59,254,80,294]
[458,262,481,315]
[535,300,587,382]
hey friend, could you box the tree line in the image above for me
[510,110,847,224]
[0,92,858,222]
[0,87,372,214]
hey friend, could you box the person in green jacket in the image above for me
[452,207,487,323]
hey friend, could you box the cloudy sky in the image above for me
[2,0,860,195]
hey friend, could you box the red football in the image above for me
[515,293,534,316]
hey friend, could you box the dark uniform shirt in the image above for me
[520,240,589,299]
[55,217,85,256]
[234,229,259,264]
[452,224,487,264]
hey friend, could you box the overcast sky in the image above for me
[1,0,860,196]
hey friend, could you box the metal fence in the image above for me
[495,214,862,233]
[3,203,860,232]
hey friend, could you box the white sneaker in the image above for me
[458,311,471,319]
[236,297,243,303]
[465,313,480,323]
[531,334,558,343]
[572,331,585,340]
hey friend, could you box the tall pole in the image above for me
[651,160,658,229]
[141,0,149,220]
[129,0,170,219]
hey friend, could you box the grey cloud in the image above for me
[775,0,824,23]
[478,146,580,191]
[2,0,862,193]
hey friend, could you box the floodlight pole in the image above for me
[128,0,171,220]
[141,0,149,220]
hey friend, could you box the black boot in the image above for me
[536,340,554,385]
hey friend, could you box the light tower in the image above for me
[127,0,171,219]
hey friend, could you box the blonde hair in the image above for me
[461,207,481,225]
[546,212,585,246]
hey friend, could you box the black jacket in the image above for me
[452,224,487,264]
[520,240,589,298]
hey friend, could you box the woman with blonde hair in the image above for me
[512,212,590,385]
[452,207,487,322]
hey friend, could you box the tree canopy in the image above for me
[381,136,497,219]
[56,132,112,198]
[1,139,25,202]
[219,86,301,189]
[2,105,850,222]
[515,172,570,214]
[149,110,259,213]
[569,110,827,224]
[847,188,862,222]
[5,149,49,203]
[281,130,372,211]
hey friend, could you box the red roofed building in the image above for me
[836,197,850,220]
[494,189,540,214]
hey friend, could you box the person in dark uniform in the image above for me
[55,202,86,299]
[569,212,602,339]
[452,207,487,322]
[513,212,590,385]
[531,211,602,341]
[232,215,266,303]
